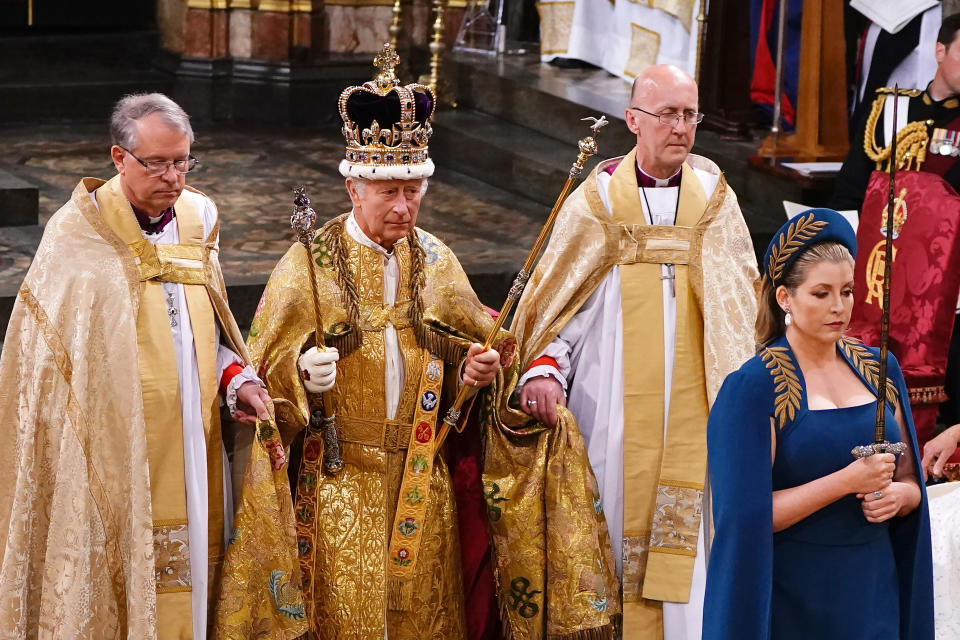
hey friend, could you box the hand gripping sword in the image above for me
[851,87,908,460]
[432,116,609,455]
[291,187,344,474]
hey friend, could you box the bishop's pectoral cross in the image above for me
[166,292,179,328]
[661,263,676,298]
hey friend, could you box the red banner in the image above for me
[848,170,960,445]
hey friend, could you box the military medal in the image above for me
[931,127,960,156]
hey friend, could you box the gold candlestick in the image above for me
[389,0,402,48]
[425,0,446,95]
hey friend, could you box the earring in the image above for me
[784,310,792,326]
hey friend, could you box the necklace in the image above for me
[639,182,679,227]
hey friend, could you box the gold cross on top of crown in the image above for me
[373,43,400,90]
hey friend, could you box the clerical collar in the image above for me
[636,164,681,188]
[130,202,175,235]
[346,211,405,257]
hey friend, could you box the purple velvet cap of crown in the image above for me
[343,87,434,133]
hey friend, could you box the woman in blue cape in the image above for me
[702,209,934,639]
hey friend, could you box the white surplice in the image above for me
[89,189,255,639]
[537,0,701,80]
[930,484,960,639]
[519,163,718,640]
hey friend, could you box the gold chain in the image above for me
[863,93,932,172]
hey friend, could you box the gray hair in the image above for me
[110,93,194,151]
[348,177,429,198]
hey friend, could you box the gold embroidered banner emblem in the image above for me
[387,350,444,579]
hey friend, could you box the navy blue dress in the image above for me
[771,401,900,639]
[702,337,934,640]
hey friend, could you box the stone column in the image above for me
[253,0,293,61]
[229,0,254,59]
[183,0,229,58]
[157,0,188,54]
[323,0,393,54]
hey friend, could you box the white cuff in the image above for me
[226,365,265,417]
[518,364,568,393]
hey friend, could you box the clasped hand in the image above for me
[845,453,903,523]
[519,375,566,426]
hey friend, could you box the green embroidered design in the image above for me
[588,595,608,612]
[268,570,306,620]
[257,421,276,441]
[295,504,313,524]
[507,577,542,619]
[762,346,802,430]
[299,473,316,492]
[397,517,419,536]
[483,482,508,522]
[409,455,428,474]
[593,494,603,515]
[405,486,424,505]
[297,536,312,557]
[312,236,334,269]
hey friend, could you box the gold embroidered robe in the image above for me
[0,178,251,638]
[247,216,511,639]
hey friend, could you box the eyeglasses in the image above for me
[629,106,705,127]
[121,147,199,177]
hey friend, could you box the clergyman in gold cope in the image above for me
[509,63,759,640]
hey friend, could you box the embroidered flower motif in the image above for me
[398,517,419,536]
[264,439,287,471]
[393,548,412,566]
[405,486,424,505]
[409,455,429,474]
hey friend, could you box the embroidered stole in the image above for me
[97,175,224,638]
[588,150,711,633]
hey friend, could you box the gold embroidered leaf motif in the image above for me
[839,338,899,404]
[767,213,828,282]
[762,346,802,430]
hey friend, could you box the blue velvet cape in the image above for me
[702,335,934,640]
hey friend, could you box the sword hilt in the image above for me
[851,441,908,459]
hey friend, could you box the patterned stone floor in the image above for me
[0,122,544,295]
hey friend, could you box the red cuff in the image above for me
[220,363,245,395]
[526,355,559,372]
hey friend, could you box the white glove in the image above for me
[298,346,339,394]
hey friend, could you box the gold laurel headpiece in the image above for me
[338,43,436,180]
[762,209,856,286]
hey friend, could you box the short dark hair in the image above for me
[938,13,960,47]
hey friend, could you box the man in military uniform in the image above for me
[835,13,960,210]
[834,13,960,468]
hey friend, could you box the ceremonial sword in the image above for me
[851,87,908,460]
[291,187,344,474]
[432,115,609,455]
